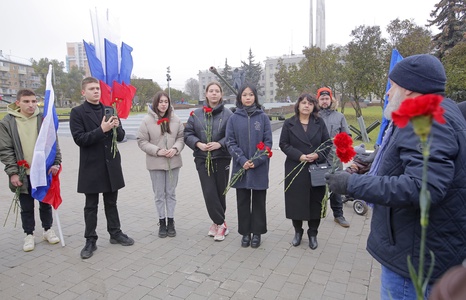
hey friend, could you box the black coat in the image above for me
[69,101,125,193]
[279,115,330,220]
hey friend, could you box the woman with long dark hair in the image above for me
[137,91,185,238]
[226,83,273,248]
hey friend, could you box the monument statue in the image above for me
[232,68,245,91]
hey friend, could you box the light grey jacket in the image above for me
[137,107,185,171]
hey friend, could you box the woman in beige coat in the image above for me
[137,91,184,238]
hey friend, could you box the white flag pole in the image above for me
[54,209,65,247]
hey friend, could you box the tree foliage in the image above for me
[443,41,466,101]
[184,78,200,101]
[164,87,190,103]
[220,58,234,95]
[131,77,161,112]
[387,18,433,56]
[241,49,263,95]
[428,0,466,58]
[344,25,387,116]
[274,58,299,102]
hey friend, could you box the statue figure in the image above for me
[232,68,244,91]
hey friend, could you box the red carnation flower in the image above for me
[203,106,213,113]
[336,147,356,163]
[157,118,169,125]
[333,132,353,149]
[333,132,356,163]
[392,94,445,128]
[190,111,194,116]
[266,146,273,158]
[256,141,265,151]
[17,160,30,169]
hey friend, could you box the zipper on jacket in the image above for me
[248,115,251,157]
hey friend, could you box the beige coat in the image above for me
[137,108,185,171]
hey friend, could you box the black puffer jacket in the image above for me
[184,103,233,159]
[347,98,466,283]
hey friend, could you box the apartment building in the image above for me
[0,50,40,98]
[66,42,91,77]
[263,54,305,103]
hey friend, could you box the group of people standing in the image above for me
[3,53,465,300]
[0,76,350,257]
[142,81,273,249]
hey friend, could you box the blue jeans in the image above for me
[380,265,432,300]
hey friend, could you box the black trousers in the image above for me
[195,157,230,225]
[19,183,53,235]
[330,192,344,218]
[84,191,121,240]
[236,189,267,235]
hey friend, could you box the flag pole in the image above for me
[54,209,65,246]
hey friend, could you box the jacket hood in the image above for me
[7,102,40,119]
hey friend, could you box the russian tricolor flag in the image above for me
[30,64,62,209]
[376,49,403,145]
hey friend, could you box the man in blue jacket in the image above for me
[325,54,466,299]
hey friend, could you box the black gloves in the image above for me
[325,171,351,195]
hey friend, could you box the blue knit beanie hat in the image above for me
[389,54,446,94]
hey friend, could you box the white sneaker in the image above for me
[23,235,35,252]
[43,229,60,244]
[214,223,229,241]
[208,223,218,237]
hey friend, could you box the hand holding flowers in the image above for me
[224,142,272,195]
[190,107,215,176]
[4,160,29,227]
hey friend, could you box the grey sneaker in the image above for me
[334,216,350,228]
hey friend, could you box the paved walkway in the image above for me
[0,124,381,299]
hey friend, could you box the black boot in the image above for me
[241,234,251,247]
[167,218,176,237]
[292,228,304,247]
[307,230,318,250]
[158,218,167,238]
[251,234,261,248]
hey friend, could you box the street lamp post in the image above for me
[166,66,171,100]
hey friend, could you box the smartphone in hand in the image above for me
[104,107,114,121]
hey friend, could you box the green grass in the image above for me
[284,105,384,151]
[343,105,384,150]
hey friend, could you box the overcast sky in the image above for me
[2,0,439,91]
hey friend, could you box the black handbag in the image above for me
[309,162,331,187]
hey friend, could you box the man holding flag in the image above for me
[0,88,61,252]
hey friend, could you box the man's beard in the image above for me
[384,88,404,120]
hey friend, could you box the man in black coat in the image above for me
[70,77,134,259]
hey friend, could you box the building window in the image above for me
[270,82,273,87]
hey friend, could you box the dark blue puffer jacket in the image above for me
[347,98,466,283]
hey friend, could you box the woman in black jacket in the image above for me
[184,82,233,242]
[279,93,330,249]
